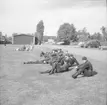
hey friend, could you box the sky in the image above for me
[0,0,106,36]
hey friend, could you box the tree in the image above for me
[36,20,44,45]
[83,27,87,32]
[12,33,18,37]
[7,36,12,42]
[100,26,107,41]
[77,28,89,42]
[91,32,102,40]
[0,32,2,41]
[57,23,77,42]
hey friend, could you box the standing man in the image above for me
[4,36,6,46]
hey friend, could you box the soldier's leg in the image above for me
[57,64,69,73]
[23,60,43,64]
[55,64,61,73]
[51,63,60,74]
[83,69,93,77]
[72,71,80,79]
[40,70,51,74]
[49,68,56,75]
[49,62,57,75]
[72,69,84,79]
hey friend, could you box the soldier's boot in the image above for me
[72,70,81,79]
[34,60,43,64]
[72,72,78,79]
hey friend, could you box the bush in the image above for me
[100,42,107,46]
[0,40,12,44]
[63,40,70,45]
[84,40,101,48]
[57,23,77,42]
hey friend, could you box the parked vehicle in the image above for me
[78,42,85,47]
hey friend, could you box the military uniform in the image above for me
[23,60,47,64]
[49,55,79,75]
[72,59,93,79]
[24,51,52,64]
[55,62,69,73]
[66,56,79,67]
[40,54,65,74]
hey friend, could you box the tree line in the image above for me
[36,20,107,45]
[0,20,107,45]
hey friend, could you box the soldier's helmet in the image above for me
[64,56,69,63]
[82,56,87,60]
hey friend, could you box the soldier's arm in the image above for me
[77,62,87,69]
[80,61,93,71]
[73,57,79,65]
[89,62,93,71]
[78,61,93,71]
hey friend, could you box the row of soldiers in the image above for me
[24,48,94,79]
[15,45,34,51]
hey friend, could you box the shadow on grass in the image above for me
[91,71,98,76]
[77,71,98,79]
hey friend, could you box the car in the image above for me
[78,42,85,47]
[56,42,64,45]
[99,46,107,50]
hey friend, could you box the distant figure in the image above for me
[72,56,93,79]
[4,42,6,46]
[22,45,26,50]
[15,45,26,51]
[29,44,34,51]
[4,38,6,46]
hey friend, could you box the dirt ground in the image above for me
[0,45,107,105]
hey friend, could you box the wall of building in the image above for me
[13,34,34,44]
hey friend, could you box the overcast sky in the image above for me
[0,0,106,36]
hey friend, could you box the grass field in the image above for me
[0,45,107,105]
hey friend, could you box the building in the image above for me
[12,34,38,45]
[47,39,55,44]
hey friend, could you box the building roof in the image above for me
[13,34,34,37]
